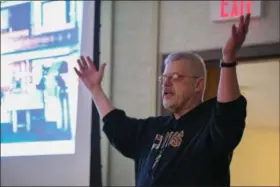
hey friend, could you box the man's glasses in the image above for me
[158,73,200,83]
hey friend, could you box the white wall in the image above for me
[160,1,279,53]
[100,1,280,186]
[100,1,160,186]
[237,59,279,130]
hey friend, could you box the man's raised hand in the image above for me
[74,56,106,91]
[222,13,251,62]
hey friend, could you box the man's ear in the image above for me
[194,77,205,93]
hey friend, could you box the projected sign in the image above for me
[1,28,78,54]
[0,1,83,157]
[210,0,262,21]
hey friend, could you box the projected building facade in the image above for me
[1,1,83,157]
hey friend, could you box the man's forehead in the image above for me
[164,60,192,73]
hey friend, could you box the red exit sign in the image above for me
[210,0,262,21]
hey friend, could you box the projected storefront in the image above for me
[1,1,83,157]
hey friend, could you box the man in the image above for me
[74,14,250,186]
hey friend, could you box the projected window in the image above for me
[0,1,83,157]
[41,1,67,29]
[31,1,76,35]
[8,2,31,31]
[1,9,10,31]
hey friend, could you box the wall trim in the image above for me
[100,1,114,186]
[149,1,160,116]
[162,42,280,66]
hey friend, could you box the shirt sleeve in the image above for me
[209,95,247,153]
[102,109,154,159]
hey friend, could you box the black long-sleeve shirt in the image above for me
[103,96,247,186]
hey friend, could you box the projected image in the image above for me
[0,1,83,157]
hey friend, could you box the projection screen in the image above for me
[1,1,95,186]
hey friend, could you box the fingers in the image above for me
[77,59,85,71]
[238,15,244,29]
[74,56,105,77]
[232,24,237,39]
[244,13,251,34]
[86,56,97,71]
[80,56,89,69]
[75,56,96,72]
[75,56,92,78]
[74,67,82,77]
[238,13,250,35]
[100,63,107,78]
[244,13,250,25]
[79,56,97,71]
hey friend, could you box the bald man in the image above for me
[75,14,250,187]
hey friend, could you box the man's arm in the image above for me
[74,56,114,118]
[74,56,152,159]
[90,85,152,159]
[102,108,154,159]
[210,14,250,153]
[217,66,240,103]
[217,14,250,103]
[90,85,115,119]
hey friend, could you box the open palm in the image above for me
[223,13,251,61]
[74,56,106,91]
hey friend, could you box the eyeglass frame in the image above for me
[158,72,201,83]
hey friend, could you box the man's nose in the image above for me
[163,77,172,86]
